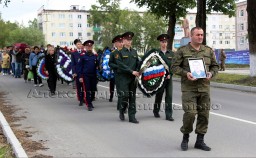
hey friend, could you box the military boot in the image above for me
[181,134,189,151]
[119,111,125,121]
[194,134,211,151]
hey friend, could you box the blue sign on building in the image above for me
[215,50,250,65]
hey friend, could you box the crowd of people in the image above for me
[0,26,219,151]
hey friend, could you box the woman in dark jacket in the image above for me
[22,48,31,82]
[45,46,57,95]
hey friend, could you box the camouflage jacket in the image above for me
[172,43,219,92]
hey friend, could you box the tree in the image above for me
[131,0,196,50]
[0,0,10,7]
[195,0,236,45]
[89,0,167,53]
[247,0,256,77]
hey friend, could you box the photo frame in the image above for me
[188,58,207,79]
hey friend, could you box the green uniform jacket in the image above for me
[158,49,174,76]
[172,44,219,92]
[108,48,120,73]
[116,47,140,77]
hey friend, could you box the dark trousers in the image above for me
[82,74,97,107]
[154,78,173,118]
[75,77,84,102]
[47,72,57,93]
[23,69,29,81]
[32,66,42,84]
[119,78,137,119]
[109,77,115,99]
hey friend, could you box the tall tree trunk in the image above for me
[167,13,176,50]
[196,0,207,45]
[247,0,256,77]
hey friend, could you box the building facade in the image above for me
[37,5,94,48]
[184,13,236,50]
[236,1,249,51]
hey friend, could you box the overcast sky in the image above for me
[0,0,246,26]
[0,0,147,25]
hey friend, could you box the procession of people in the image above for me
[0,26,218,151]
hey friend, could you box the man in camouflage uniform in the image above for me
[219,49,226,71]
[172,27,218,151]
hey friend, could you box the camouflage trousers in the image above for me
[180,91,210,134]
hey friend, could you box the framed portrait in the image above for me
[188,58,207,79]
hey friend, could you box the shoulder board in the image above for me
[177,45,186,50]
[205,45,213,50]
[111,50,115,52]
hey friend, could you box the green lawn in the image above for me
[212,73,256,87]
[0,146,14,158]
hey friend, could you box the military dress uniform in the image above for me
[116,32,140,123]
[172,43,218,151]
[153,34,174,121]
[71,39,84,106]
[77,43,98,111]
[109,35,123,109]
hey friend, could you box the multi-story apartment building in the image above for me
[37,5,94,48]
[236,1,249,51]
[184,13,236,50]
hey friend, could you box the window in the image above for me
[52,32,56,37]
[60,41,67,45]
[51,14,55,19]
[190,16,193,20]
[69,32,73,37]
[219,33,222,36]
[78,15,82,19]
[213,41,216,44]
[70,42,74,46]
[225,25,230,30]
[212,25,216,29]
[87,33,91,36]
[219,25,222,29]
[60,32,66,37]
[240,37,245,44]
[69,23,73,28]
[225,33,230,39]
[59,23,65,28]
[87,15,90,19]
[87,24,91,27]
[69,14,73,19]
[59,14,65,19]
[219,41,222,44]
[51,23,55,28]
[240,10,244,17]
[78,32,82,37]
[240,23,244,30]
[225,41,230,44]
[78,23,82,27]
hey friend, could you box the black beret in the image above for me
[122,31,134,40]
[157,34,170,41]
[112,35,123,43]
[74,39,82,45]
[83,40,94,46]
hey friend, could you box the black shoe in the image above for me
[109,98,113,102]
[166,116,174,121]
[153,112,160,118]
[119,112,125,121]
[88,106,93,111]
[129,118,139,124]
[181,134,189,151]
[194,134,211,151]
[79,101,83,106]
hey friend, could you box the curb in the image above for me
[0,111,28,158]
[173,78,256,93]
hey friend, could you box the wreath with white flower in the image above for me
[56,49,73,82]
[37,55,49,80]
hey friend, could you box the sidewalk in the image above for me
[219,68,250,75]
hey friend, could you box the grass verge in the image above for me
[212,73,256,87]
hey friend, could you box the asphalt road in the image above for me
[0,75,255,157]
